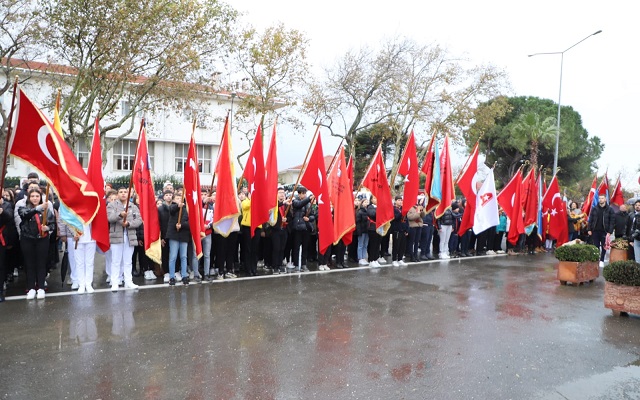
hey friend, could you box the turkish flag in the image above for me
[581,174,597,217]
[397,130,419,216]
[610,177,624,206]
[300,131,334,254]
[264,121,279,224]
[361,145,394,233]
[243,125,269,237]
[522,169,539,227]
[542,175,568,245]
[132,121,162,264]
[328,146,355,245]
[435,134,456,219]
[498,169,525,245]
[87,117,110,252]
[456,142,479,234]
[9,88,100,225]
[212,116,241,237]
[420,132,440,213]
[184,132,205,258]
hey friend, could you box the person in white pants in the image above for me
[58,221,79,289]
[107,187,142,291]
[74,223,96,294]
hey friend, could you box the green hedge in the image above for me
[554,244,600,262]
[603,260,640,286]
[106,174,182,194]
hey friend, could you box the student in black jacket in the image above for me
[167,193,190,285]
[588,194,616,266]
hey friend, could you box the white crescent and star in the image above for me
[37,126,58,165]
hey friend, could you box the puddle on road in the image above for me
[537,364,640,399]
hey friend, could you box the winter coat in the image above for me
[438,208,455,226]
[17,204,56,240]
[390,206,409,233]
[0,202,18,247]
[291,197,313,232]
[166,203,191,242]
[406,206,425,228]
[107,200,142,245]
[613,211,633,238]
[158,203,171,239]
[366,205,377,232]
[356,206,369,235]
[588,204,615,234]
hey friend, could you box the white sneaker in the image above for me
[36,289,45,299]
[358,259,369,266]
[370,261,380,268]
[175,272,182,281]
[599,261,604,268]
[124,281,139,289]
[77,284,86,294]
[106,276,111,284]
[399,260,408,266]
[377,258,387,264]
[71,282,80,290]
[189,271,194,279]
[26,289,36,300]
[392,261,400,267]
[486,250,496,255]
[440,254,450,259]
[496,250,505,254]
[145,271,154,280]
[319,265,327,271]
[85,284,95,294]
[111,284,119,292]
[163,273,170,283]
[13,268,18,277]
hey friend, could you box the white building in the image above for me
[1,59,271,190]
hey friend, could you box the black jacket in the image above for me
[158,203,171,239]
[290,197,313,232]
[17,204,56,240]
[166,203,191,242]
[0,202,18,247]
[613,211,632,238]
[438,208,455,226]
[356,206,369,235]
[390,206,408,233]
[366,205,377,231]
[588,204,615,234]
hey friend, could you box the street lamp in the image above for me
[528,30,602,177]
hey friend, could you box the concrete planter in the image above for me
[604,281,640,316]
[609,248,629,263]
[557,261,599,285]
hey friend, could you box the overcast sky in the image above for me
[233,0,639,191]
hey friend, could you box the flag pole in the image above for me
[209,112,230,195]
[325,137,345,176]
[124,118,146,222]
[178,119,197,226]
[1,76,19,191]
[389,131,411,195]
[284,125,320,215]
[357,141,384,193]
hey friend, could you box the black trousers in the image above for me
[21,237,49,290]
[271,228,287,269]
[347,231,358,262]
[216,232,238,274]
[380,232,391,256]
[333,240,346,267]
[241,226,261,275]
[591,230,608,262]
[392,231,407,261]
[161,238,170,274]
[368,231,381,261]
[318,245,331,265]
[292,230,310,267]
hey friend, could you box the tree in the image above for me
[510,112,556,171]
[228,22,309,164]
[302,37,508,185]
[39,0,237,153]
[350,123,394,187]
[0,0,43,148]
[467,96,603,187]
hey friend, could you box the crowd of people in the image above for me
[2,172,639,303]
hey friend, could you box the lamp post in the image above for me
[528,30,602,177]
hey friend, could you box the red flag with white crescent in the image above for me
[87,117,110,252]
[184,132,205,258]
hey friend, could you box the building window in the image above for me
[112,139,154,171]
[175,144,212,173]
[75,140,90,168]
[121,100,131,117]
[175,143,188,173]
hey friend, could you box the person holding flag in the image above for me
[107,187,142,291]
[167,192,191,285]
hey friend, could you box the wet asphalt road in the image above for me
[1,254,640,400]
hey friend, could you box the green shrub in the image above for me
[603,260,640,286]
[554,244,600,262]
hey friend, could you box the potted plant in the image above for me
[554,243,600,285]
[603,260,640,316]
[609,238,630,262]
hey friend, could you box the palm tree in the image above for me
[510,112,557,170]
